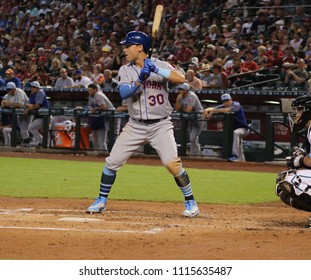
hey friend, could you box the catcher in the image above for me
[276,95,311,228]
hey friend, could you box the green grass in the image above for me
[0,157,279,204]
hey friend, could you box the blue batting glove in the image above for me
[138,65,150,83]
[145,58,159,74]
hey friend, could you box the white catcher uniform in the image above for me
[106,59,177,170]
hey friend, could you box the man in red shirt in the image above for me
[265,44,283,69]
[241,51,259,72]
[175,39,193,71]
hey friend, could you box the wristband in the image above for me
[157,68,171,79]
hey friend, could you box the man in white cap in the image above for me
[175,82,204,155]
[24,81,49,147]
[202,93,249,162]
[1,82,30,146]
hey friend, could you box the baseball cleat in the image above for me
[307,217,311,229]
[183,200,200,217]
[86,196,107,214]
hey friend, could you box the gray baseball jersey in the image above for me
[106,58,179,171]
[178,90,203,113]
[118,58,174,119]
[88,90,115,110]
[3,88,28,106]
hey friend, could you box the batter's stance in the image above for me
[87,31,199,217]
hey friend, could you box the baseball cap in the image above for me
[232,48,240,54]
[102,46,111,52]
[221,93,231,101]
[6,82,16,90]
[30,81,41,88]
[5,69,14,74]
[73,69,82,75]
[176,83,190,91]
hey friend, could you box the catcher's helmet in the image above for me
[119,31,150,53]
[289,95,311,132]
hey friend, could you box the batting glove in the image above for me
[286,154,304,169]
[138,65,151,83]
[144,58,159,73]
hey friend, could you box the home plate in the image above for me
[58,217,102,222]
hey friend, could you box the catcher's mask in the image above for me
[288,95,311,132]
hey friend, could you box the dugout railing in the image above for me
[1,107,280,161]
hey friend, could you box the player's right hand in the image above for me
[144,59,159,73]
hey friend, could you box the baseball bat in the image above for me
[148,4,163,58]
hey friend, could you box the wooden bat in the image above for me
[148,5,163,58]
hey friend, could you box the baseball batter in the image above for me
[87,31,199,217]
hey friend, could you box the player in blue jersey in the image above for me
[203,93,249,162]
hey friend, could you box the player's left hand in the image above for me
[144,59,159,74]
[138,65,151,83]
[286,154,304,169]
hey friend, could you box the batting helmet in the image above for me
[119,31,150,53]
[289,95,311,132]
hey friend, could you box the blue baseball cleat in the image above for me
[86,196,107,214]
[183,200,200,217]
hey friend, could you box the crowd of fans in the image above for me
[0,0,310,92]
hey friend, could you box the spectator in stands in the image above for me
[241,50,259,72]
[98,46,113,70]
[102,69,118,91]
[250,10,271,35]
[185,69,202,90]
[4,69,22,88]
[224,48,241,69]
[265,44,283,72]
[202,44,216,64]
[202,93,249,162]
[110,45,123,76]
[174,39,193,71]
[199,64,214,89]
[91,64,105,88]
[1,82,30,146]
[281,46,298,73]
[284,58,309,89]
[208,24,220,44]
[70,69,92,89]
[209,64,228,89]
[226,57,245,87]
[214,46,230,67]
[87,83,115,151]
[54,68,74,89]
[24,81,49,148]
[290,31,304,52]
[254,45,268,69]
[174,82,204,156]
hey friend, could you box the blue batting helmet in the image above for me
[120,31,150,53]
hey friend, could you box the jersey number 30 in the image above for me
[148,94,164,106]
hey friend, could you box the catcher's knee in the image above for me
[276,179,311,212]
[166,157,182,176]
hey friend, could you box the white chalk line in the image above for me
[0,225,163,234]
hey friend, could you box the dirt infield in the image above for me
[1,151,311,260]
